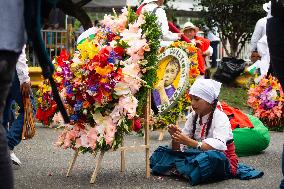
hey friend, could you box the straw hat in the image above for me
[182,22,199,32]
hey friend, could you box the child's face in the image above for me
[250,52,261,63]
[190,95,212,117]
[164,62,179,86]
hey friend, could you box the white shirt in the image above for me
[182,109,233,151]
[16,45,30,85]
[250,17,267,52]
[142,3,179,43]
[207,31,220,42]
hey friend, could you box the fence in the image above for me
[217,40,251,63]
[28,29,77,67]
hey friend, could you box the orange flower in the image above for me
[83,101,90,109]
[184,93,191,102]
[189,66,200,78]
[187,46,196,53]
[95,64,113,76]
[172,41,180,47]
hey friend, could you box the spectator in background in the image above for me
[182,22,211,74]
[250,51,261,64]
[206,27,220,68]
[250,1,271,54]
[266,0,284,188]
[137,0,181,47]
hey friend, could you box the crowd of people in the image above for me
[0,0,283,188]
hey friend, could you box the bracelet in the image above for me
[196,141,202,150]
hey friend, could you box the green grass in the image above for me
[219,85,251,113]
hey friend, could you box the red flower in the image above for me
[132,118,142,132]
[114,46,125,57]
[107,33,117,42]
[57,49,69,67]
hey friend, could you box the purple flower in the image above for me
[74,101,83,112]
[66,85,73,95]
[70,114,78,122]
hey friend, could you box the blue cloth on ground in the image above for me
[150,145,264,186]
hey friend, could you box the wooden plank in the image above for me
[120,139,126,172]
[145,90,151,178]
[66,150,79,177]
[90,151,105,184]
[158,129,166,141]
[119,145,150,151]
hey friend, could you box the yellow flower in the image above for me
[77,39,99,60]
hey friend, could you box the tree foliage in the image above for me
[197,0,266,58]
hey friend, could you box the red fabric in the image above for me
[224,142,238,176]
[168,21,190,43]
[194,36,209,75]
[136,4,145,15]
[218,102,254,130]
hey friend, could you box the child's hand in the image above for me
[172,130,190,146]
[168,124,179,136]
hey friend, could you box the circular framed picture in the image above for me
[152,48,190,114]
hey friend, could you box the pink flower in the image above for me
[118,95,138,119]
[87,128,98,150]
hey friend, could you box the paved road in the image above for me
[13,126,283,189]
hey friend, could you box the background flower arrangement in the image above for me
[152,41,200,130]
[247,75,284,131]
[37,8,161,153]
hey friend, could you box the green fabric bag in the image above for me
[233,114,270,157]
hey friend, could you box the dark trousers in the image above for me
[266,17,284,189]
[267,17,284,87]
[210,41,219,68]
[0,51,19,189]
[3,73,35,151]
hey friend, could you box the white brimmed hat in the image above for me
[182,22,199,32]
[263,1,271,12]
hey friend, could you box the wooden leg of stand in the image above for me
[120,140,126,172]
[90,151,105,184]
[158,129,165,141]
[66,150,79,177]
[145,91,151,178]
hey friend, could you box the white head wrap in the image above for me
[189,79,222,103]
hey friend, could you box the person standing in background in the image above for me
[266,0,284,188]
[136,0,181,46]
[207,27,220,68]
[250,2,271,55]
[0,1,26,188]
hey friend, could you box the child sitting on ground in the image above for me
[150,79,262,185]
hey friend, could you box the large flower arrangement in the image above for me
[153,41,200,130]
[37,8,161,152]
[247,75,284,131]
[36,80,58,126]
